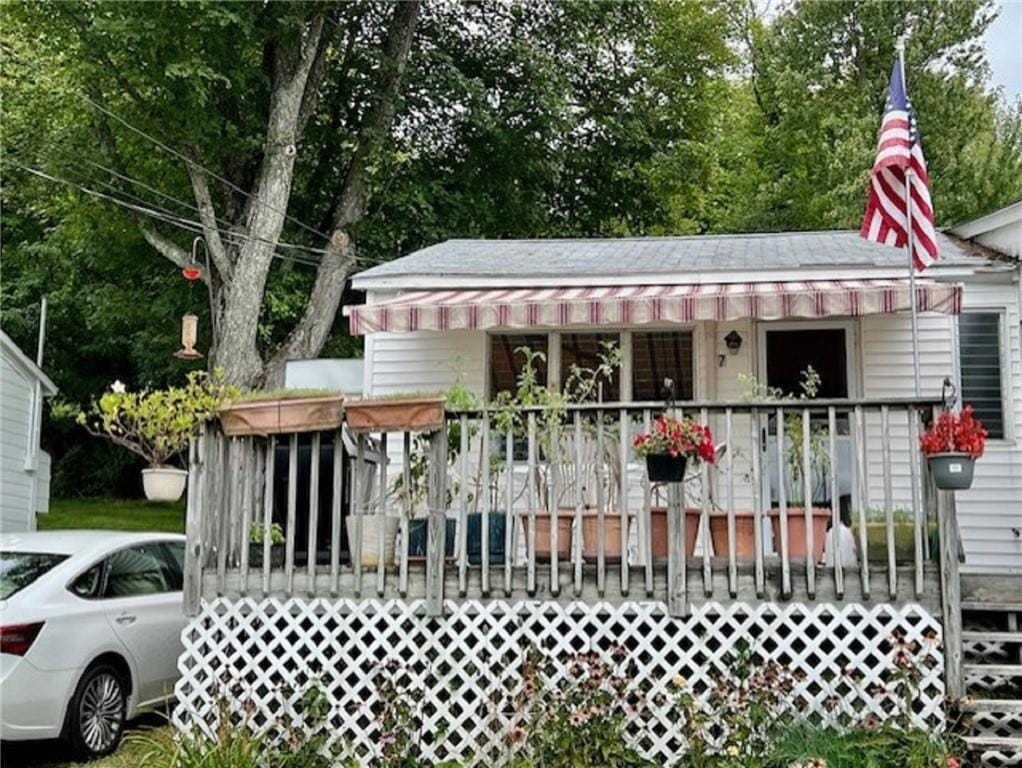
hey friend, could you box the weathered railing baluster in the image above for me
[776,407,791,597]
[352,434,364,597]
[481,413,491,596]
[238,438,254,595]
[376,432,388,597]
[802,408,815,599]
[261,436,275,597]
[618,407,629,597]
[853,406,870,598]
[642,408,653,597]
[219,436,240,595]
[938,488,964,699]
[573,412,584,597]
[425,426,448,616]
[700,406,712,597]
[526,412,538,596]
[330,430,342,596]
[750,408,764,597]
[828,407,843,598]
[400,431,411,598]
[285,434,298,595]
[504,427,514,596]
[596,412,607,597]
[725,408,737,597]
[880,406,896,599]
[549,419,560,597]
[458,413,469,596]
[307,432,320,596]
[183,433,204,616]
[908,407,924,597]
[667,479,686,616]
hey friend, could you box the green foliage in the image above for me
[766,722,960,768]
[233,388,341,403]
[71,370,236,467]
[250,522,284,545]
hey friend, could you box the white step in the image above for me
[964,735,1022,751]
[960,698,1022,713]
[963,601,1022,613]
[965,663,1022,677]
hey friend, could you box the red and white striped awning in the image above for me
[345,278,963,335]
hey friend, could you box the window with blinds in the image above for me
[958,313,1005,439]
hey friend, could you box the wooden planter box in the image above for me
[220,395,344,436]
[345,396,446,433]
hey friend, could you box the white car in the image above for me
[0,530,187,758]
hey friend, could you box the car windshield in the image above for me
[0,551,68,599]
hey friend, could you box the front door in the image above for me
[757,322,855,517]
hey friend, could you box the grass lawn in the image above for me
[38,498,185,534]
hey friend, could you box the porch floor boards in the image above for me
[201,562,941,612]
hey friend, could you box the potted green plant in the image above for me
[249,522,285,568]
[72,371,232,502]
[345,392,446,433]
[920,405,987,490]
[219,388,344,436]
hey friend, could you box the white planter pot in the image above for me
[346,516,399,567]
[142,467,188,502]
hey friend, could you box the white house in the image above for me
[347,229,1022,575]
[1,329,57,532]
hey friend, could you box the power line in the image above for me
[74,91,334,243]
[10,162,327,268]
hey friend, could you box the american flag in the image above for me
[860,53,938,271]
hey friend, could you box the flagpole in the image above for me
[898,37,922,397]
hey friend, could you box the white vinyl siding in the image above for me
[1,354,38,531]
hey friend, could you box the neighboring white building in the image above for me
[347,229,1022,574]
[1,329,57,532]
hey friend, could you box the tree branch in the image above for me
[183,147,230,278]
[139,222,193,273]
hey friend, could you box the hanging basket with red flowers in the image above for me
[632,414,716,483]
[919,405,987,491]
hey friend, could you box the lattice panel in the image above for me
[174,598,944,766]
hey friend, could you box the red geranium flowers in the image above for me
[919,405,987,458]
[633,414,716,463]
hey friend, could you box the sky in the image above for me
[985,0,1022,101]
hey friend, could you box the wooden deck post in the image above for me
[425,426,448,616]
[183,429,206,617]
[667,480,687,617]
[938,488,964,700]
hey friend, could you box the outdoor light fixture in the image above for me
[724,330,743,355]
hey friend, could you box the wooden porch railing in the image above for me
[183,395,962,693]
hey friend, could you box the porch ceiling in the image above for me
[344,278,963,335]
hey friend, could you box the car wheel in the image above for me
[65,664,127,759]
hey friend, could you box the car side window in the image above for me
[69,562,104,599]
[161,542,185,591]
[103,544,175,597]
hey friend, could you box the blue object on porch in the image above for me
[407,518,457,559]
[466,512,507,564]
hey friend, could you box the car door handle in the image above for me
[115,613,137,625]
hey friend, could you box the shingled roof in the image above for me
[353,230,990,287]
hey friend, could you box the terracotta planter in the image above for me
[345,516,399,567]
[648,507,702,559]
[142,467,187,502]
[768,507,831,561]
[581,512,626,562]
[708,511,758,559]
[345,396,445,433]
[220,395,343,436]
[523,510,573,561]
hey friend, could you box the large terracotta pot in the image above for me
[142,467,187,502]
[580,512,626,562]
[708,511,758,559]
[345,396,445,433]
[523,510,573,561]
[220,394,344,436]
[649,507,702,559]
[769,507,831,561]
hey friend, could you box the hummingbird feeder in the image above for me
[174,237,206,361]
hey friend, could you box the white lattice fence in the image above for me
[174,598,945,765]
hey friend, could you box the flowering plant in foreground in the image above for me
[632,414,716,462]
[919,405,987,457]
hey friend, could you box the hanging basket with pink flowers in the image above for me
[632,414,716,483]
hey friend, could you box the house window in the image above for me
[632,331,694,401]
[489,334,548,397]
[958,313,1005,439]
[560,333,620,401]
